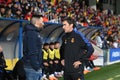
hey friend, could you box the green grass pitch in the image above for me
[58,62,120,80]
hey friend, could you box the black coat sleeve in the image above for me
[60,36,65,60]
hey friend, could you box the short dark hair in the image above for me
[43,43,49,46]
[62,17,76,28]
[54,41,60,44]
[31,15,43,19]
[49,42,54,45]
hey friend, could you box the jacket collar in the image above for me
[23,23,39,32]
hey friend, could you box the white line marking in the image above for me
[106,78,114,80]
[115,74,120,78]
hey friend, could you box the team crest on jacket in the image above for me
[71,38,75,43]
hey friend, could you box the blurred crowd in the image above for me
[0,0,120,49]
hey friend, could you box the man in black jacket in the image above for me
[60,17,87,80]
[23,15,44,80]
[12,57,26,80]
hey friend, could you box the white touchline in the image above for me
[106,74,120,80]
[115,74,120,78]
[106,78,114,80]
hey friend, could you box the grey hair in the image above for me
[30,17,39,25]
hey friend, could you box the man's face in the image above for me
[1,8,5,14]
[54,43,60,48]
[50,45,54,49]
[37,17,44,29]
[62,21,73,33]
[44,45,49,50]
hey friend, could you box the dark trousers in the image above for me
[0,68,6,80]
[64,72,84,80]
[49,64,55,74]
[54,62,62,72]
[43,66,49,74]
[85,60,95,68]
[18,76,26,80]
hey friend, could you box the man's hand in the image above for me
[49,61,53,64]
[54,60,59,64]
[43,62,49,66]
[73,61,82,68]
[61,59,65,66]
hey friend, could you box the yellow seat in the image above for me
[5,59,13,70]
[5,58,19,70]
[12,58,19,68]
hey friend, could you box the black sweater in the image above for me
[60,30,86,73]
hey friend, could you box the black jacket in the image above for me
[60,30,86,73]
[23,23,43,71]
[12,58,25,80]
[0,52,7,68]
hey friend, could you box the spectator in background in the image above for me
[23,15,44,80]
[11,3,19,16]
[24,11,33,20]
[0,6,6,18]
[102,34,109,49]
[118,31,120,47]
[0,0,6,3]
[107,34,114,48]
[95,31,103,48]
[49,14,59,23]
[7,0,12,4]
[5,8,13,18]
[14,9,23,19]
[6,2,13,10]
[112,40,119,48]
[43,14,49,22]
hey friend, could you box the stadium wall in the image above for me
[106,48,120,65]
